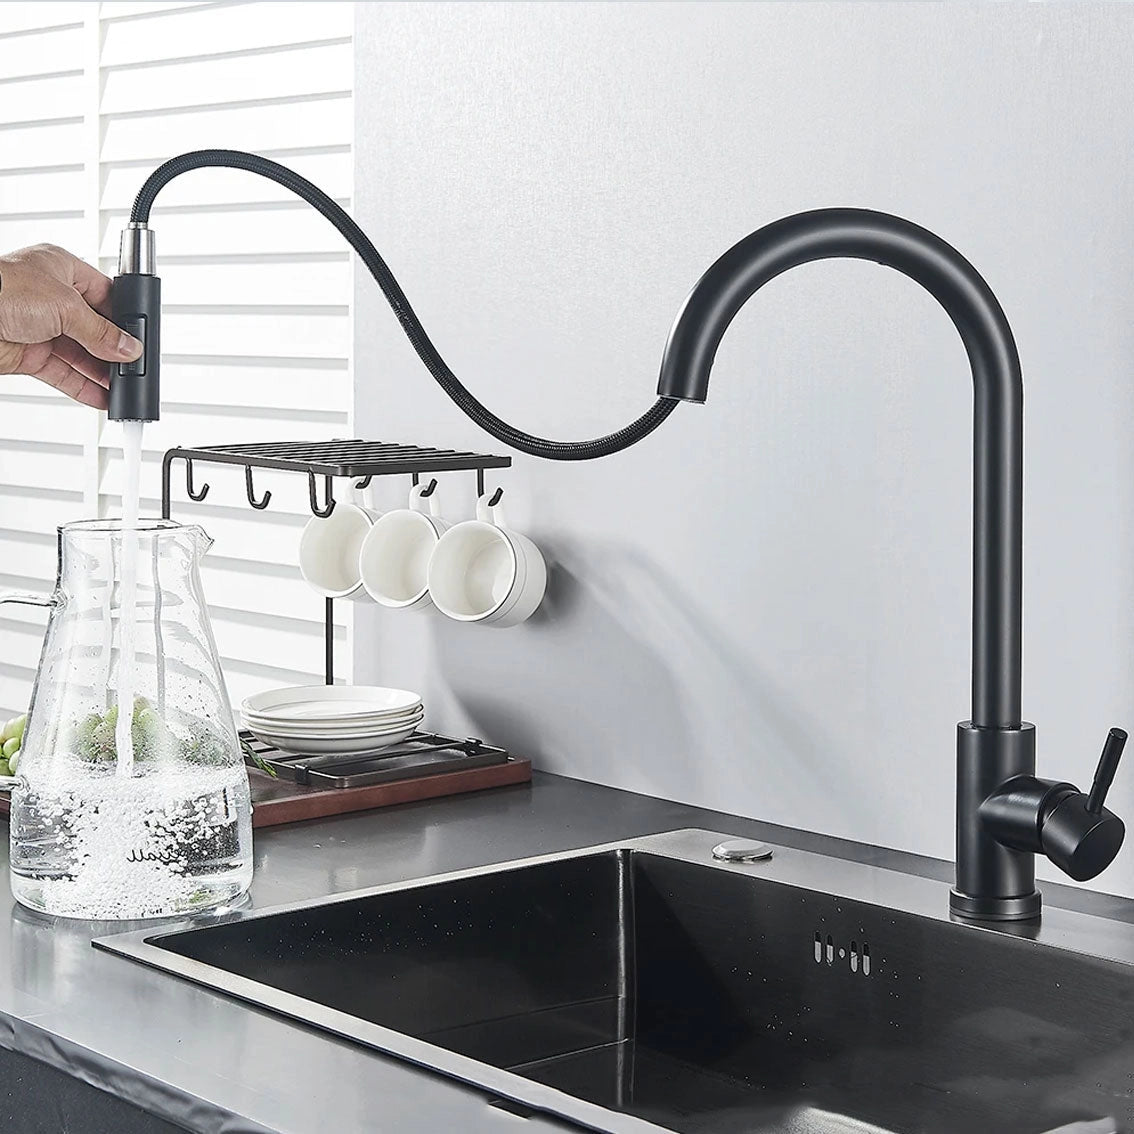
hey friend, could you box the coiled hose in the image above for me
[130,149,678,461]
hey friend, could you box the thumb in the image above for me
[59,293,142,363]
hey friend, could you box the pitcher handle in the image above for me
[0,589,55,791]
[0,590,55,609]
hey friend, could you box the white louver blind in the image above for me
[0,2,354,718]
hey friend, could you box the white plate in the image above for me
[242,685,422,722]
[247,723,418,756]
[242,705,423,732]
[242,712,425,742]
[250,701,423,725]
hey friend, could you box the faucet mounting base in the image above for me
[949,887,1041,922]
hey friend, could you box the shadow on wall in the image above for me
[427,536,866,829]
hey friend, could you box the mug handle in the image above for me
[409,481,440,517]
[475,493,506,528]
[0,589,55,791]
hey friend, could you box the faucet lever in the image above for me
[978,724,1128,886]
[1035,727,1127,883]
[1087,727,1126,815]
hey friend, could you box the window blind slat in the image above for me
[0,74,84,126]
[0,445,85,492]
[161,310,350,359]
[159,359,349,412]
[0,122,84,171]
[0,399,86,445]
[0,533,57,581]
[101,96,350,163]
[101,3,353,68]
[0,168,84,214]
[0,491,84,535]
[0,5,85,35]
[159,258,352,307]
[0,27,83,78]
[100,4,213,19]
[102,41,352,114]
[0,215,85,251]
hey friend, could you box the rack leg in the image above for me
[325,597,334,685]
[161,456,172,520]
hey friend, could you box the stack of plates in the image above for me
[242,685,424,756]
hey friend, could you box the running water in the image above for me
[115,420,145,777]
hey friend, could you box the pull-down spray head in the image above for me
[108,222,161,422]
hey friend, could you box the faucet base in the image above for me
[953,721,1040,921]
[949,887,1041,922]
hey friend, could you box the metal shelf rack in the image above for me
[161,439,512,683]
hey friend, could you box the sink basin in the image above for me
[98,830,1134,1133]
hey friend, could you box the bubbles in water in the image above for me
[10,760,252,919]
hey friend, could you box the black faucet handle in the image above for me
[1087,727,1127,815]
[1038,729,1127,882]
[979,726,1129,888]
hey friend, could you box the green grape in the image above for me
[89,718,117,762]
[133,706,169,761]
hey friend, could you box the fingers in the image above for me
[50,335,110,389]
[58,291,141,364]
[67,254,114,318]
[0,339,26,376]
[28,349,109,410]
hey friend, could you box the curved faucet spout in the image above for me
[656,208,1022,731]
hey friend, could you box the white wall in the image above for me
[352,3,1134,895]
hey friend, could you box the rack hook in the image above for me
[353,475,373,491]
[245,465,272,510]
[486,486,504,508]
[419,477,438,498]
[307,471,336,518]
[185,458,210,502]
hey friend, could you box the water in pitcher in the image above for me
[6,436,253,919]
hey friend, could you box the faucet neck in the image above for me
[657,208,1023,728]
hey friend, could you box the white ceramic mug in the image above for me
[298,490,379,602]
[358,482,451,610]
[427,494,546,628]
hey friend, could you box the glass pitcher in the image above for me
[1,519,252,919]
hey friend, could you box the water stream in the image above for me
[115,420,144,777]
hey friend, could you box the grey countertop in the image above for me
[2,771,1133,1134]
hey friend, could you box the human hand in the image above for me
[0,244,143,409]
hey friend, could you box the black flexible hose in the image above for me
[131,149,678,460]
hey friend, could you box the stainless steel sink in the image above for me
[97,830,1134,1134]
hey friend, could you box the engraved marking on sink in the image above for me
[815,930,871,974]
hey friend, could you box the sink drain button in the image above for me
[712,839,773,863]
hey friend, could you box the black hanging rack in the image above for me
[161,439,511,683]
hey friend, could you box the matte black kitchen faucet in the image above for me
[108,153,1125,921]
[655,208,1127,921]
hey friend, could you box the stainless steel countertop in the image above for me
[2,771,1133,1134]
